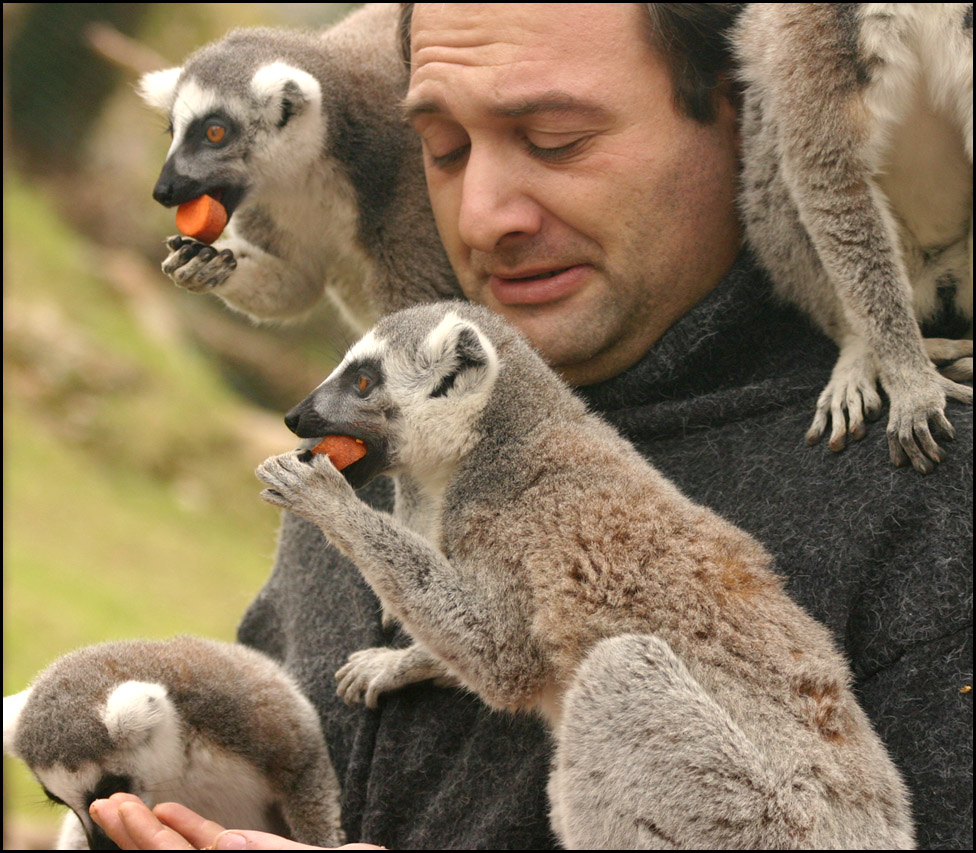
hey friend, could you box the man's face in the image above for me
[406,4,741,385]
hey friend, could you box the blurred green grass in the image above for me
[2,173,294,839]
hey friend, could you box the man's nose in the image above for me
[457,146,543,252]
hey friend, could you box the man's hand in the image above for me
[89,794,383,850]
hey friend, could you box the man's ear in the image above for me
[101,681,174,747]
[137,67,182,114]
[3,689,32,756]
[250,62,322,128]
[423,313,497,399]
[713,73,741,159]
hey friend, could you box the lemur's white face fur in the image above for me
[285,307,500,488]
[4,681,184,849]
[139,42,324,215]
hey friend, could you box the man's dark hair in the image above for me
[397,3,744,123]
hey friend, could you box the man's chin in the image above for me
[503,309,608,379]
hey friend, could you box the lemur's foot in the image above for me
[162,235,236,292]
[805,341,883,452]
[884,365,971,474]
[925,337,973,383]
[806,338,972,473]
[336,647,435,709]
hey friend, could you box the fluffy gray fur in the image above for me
[138,3,458,329]
[256,302,914,849]
[3,637,344,850]
[735,4,973,473]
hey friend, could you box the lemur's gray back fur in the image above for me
[257,302,915,848]
[734,4,972,473]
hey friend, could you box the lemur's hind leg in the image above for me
[548,634,912,850]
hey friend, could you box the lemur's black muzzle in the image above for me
[151,159,248,217]
[152,159,210,207]
[284,396,335,439]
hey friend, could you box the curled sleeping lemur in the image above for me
[735,3,973,472]
[3,636,344,850]
[138,3,458,330]
[256,301,914,849]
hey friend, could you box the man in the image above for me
[91,4,972,849]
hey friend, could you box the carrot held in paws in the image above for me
[312,435,367,471]
[175,195,228,244]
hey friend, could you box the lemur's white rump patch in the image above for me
[137,67,182,114]
[857,4,973,253]
[2,688,31,754]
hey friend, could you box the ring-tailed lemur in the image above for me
[138,3,458,330]
[3,636,344,850]
[255,302,914,848]
[735,3,973,473]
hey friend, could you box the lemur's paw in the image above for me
[335,648,416,709]
[805,348,882,452]
[162,235,236,292]
[885,368,971,474]
[256,450,353,517]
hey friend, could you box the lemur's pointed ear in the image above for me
[102,681,174,746]
[3,689,32,756]
[424,313,498,399]
[137,67,182,114]
[251,62,322,127]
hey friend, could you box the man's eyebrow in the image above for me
[401,91,611,123]
[493,92,611,121]
[401,97,443,122]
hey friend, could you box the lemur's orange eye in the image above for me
[206,124,226,144]
[357,374,371,393]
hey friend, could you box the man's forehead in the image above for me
[406,4,650,117]
[410,3,644,58]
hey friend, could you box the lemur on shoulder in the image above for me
[735,3,973,473]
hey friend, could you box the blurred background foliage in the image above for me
[3,4,364,846]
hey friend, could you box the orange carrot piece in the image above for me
[175,195,228,244]
[311,435,367,471]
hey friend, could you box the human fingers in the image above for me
[153,801,228,849]
[206,829,387,850]
[89,793,146,849]
[118,799,196,849]
[90,794,195,850]
[209,829,325,849]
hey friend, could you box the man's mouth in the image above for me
[499,267,573,282]
[489,264,590,306]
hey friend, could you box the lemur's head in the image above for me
[4,650,185,851]
[284,303,513,488]
[138,28,326,217]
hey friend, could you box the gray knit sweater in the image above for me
[238,253,973,849]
